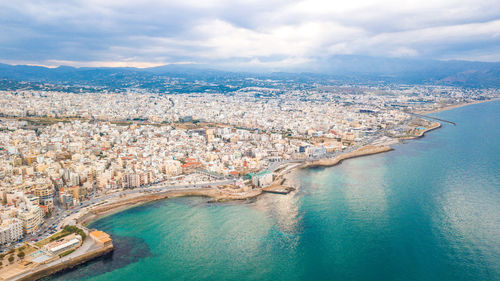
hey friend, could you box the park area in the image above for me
[0,226,85,280]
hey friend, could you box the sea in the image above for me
[44,100,500,281]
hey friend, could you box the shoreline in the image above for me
[79,98,497,226]
[11,245,114,281]
[415,97,499,115]
[79,188,263,226]
[29,97,499,280]
[400,122,441,140]
[300,145,393,169]
[79,145,395,227]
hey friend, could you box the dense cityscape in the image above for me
[1,0,500,279]
[0,83,498,258]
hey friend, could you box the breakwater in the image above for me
[302,145,393,168]
[400,122,442,140]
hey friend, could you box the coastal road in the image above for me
[19,124,404,249]
[5,179,236,251]
[12,121,410,250]
[71,179,236,213]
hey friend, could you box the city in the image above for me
[1,0,500,279]
[1,84,498,255]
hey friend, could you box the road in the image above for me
[64,178,236,223]
[9,119,415,251]
[7,178,236,251]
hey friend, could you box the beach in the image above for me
[415,97,500,114]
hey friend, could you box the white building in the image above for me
[0,218,23,245]
[252,171,273,187]
[43,233,82,255]
[17,204,43,235]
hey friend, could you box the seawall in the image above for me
[302,145,393,168]
[400,122,442,140]
[79,188,263,226]
[13,245,114,281]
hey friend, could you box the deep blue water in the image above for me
[46,100,500,281]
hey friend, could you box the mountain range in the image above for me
[1,56,499,89]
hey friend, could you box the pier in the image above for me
[262,186,295,195]
[406,111,456,126]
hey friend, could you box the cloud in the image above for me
[0,0,499,69]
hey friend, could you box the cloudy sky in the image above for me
[1,0,499,69]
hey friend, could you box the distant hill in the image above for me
[312,56,500,87]
[0,56,499,89]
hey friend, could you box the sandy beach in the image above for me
[415,98,499,115]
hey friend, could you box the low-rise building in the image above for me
[251,171,273,187]
[89,230,112,247]
[44,233,82,255]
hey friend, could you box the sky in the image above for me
[1,0,500,69]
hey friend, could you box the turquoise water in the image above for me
[46,101,500,281]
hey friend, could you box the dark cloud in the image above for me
[0,0,499,68]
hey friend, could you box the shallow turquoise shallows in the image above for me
[45,100,500,281]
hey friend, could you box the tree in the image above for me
[17,252,25,260]
[8,255,14,264]
[44,211,53,218]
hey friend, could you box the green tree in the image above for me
[17,252,25,260]
[8,255,14,263]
